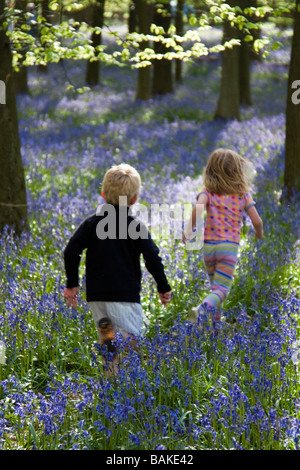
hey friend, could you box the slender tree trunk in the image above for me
[13,0,30,94]
[135,0,153,100]
[239,39,252,106]
[215,0,256,119]
[175,0,184,83]
[14,66,30,95]
[38,0,51,73]
[128,0,138,33]
[284,0,300,198]
[214,19,240,120]
[0,0,28,234]
[152,1,173,95]
[85,0,105,87]
[238,0,258,106]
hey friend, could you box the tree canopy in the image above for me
[4,0,292,80]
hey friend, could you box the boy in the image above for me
[63,163,172,374]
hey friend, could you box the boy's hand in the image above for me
[63,287,79,309]
[159,291,172,307]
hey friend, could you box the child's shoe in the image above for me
[97,317,117,359]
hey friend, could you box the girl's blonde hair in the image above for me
[203,148,251,195]
[102,163,142,205]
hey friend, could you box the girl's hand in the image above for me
[255,229,263,239]
[63,287,79,309]
[182,231,192,245]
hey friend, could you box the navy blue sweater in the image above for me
[64,205,171,303]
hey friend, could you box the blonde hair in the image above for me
[102,163,142,205]
[203,148,251,195]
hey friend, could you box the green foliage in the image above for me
[2,0,293,71]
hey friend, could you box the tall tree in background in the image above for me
[175,0,184,84]
[38,0,52,73]
[152,0,173,95]
[214,5,241,120]
[238,33,252,106]
[0,0,27,234]
[128,0,138,32]
[85,0,105,87]
[13,0,30,94]
[135,0,153,100]
[284,0,300,198]
[214,0,256,120]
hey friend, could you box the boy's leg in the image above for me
[89,302,119,377]
[97,317,119,375]
[89,301,145,376]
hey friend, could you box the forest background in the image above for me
[0,0,300,451]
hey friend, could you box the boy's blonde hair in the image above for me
[203,148,251,195]
[102,163,142,205]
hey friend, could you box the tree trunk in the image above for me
[239,39,252,106]
[38,0,52,73]
[175,0,184,83]
[0,0,28,234]
[215,0,256,119]
[85,0,105,87]
[14,66,30,95]
[128,0,138,33]
[135,0,153,100]
[214,19,240,120]
[152,1,173,95]
[284,0,300,198]
[238,0,259,105]
[13,0,30,94]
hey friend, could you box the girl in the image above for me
[183,148,263,327]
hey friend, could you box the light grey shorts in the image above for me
[88,301,149,339]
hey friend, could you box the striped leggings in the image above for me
[199,240,239,321]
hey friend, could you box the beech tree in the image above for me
[135,0,153,100]
[1,0,299,234]
[214,9,241,120]
[0,0,27,234]
[175,0,184,83]
[85,0,106,87]
[283,0,300,199]
[214,0,258,120]
[152,0,173,95]
[13,0,30,95]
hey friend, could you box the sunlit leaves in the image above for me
[3,0,287,71]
